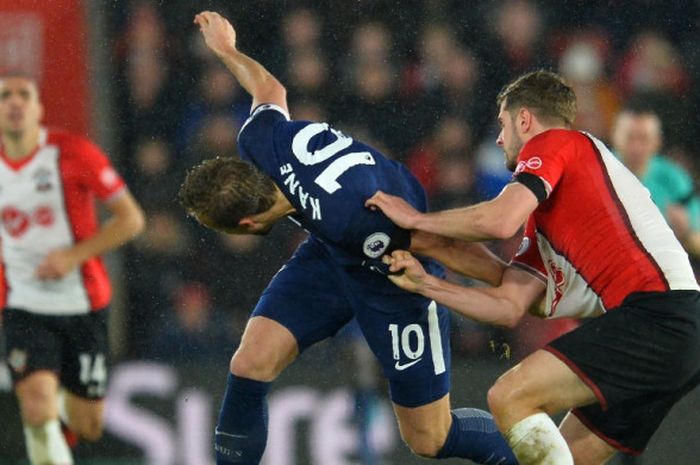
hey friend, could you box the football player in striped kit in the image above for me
[0,73,145,465]
[370,70,700,465]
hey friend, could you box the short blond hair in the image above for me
[179,157,277,230]
[497,70,577,127]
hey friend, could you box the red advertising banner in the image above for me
[0,0,89,135]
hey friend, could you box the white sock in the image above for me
[505,413,573,465]
[57,389,69,425]
[24,418,74,465]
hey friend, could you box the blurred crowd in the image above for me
[107,0,700,361]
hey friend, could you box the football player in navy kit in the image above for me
[179,11,518,465]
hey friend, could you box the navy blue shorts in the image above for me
[252,238,451,408]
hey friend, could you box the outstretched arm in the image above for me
[195,11,288,113]
[367,182,538,242]
[385,250,545,328]
[409,230,508,286]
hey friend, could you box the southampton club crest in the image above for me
[33,168,53,192]
[8,349,28,375]
[363,232,390,258]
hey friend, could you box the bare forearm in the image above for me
[71,209,144,263]
[382,183,538,242]
[413,206,497,241]
[411,231,507,286]
[418,275,523,328]
[217,48,285,105]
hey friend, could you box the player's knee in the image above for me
[230,350,280,382]
[402,431,446,458]
[16,387,56,426]
[19,403,55,427]
[398,422,448,458]
[78,420,104,442]
[72,411,105,442]
[487,377,516,422]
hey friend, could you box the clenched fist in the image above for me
[194,11,237,57]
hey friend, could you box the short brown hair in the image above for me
[497,70,577,127]
[178,157,277,230]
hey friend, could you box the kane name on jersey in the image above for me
[237,104,425,262]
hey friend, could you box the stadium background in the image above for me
[1,0,700,464]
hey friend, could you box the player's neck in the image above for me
[523,124,566,144]
[270,188,296,218]
[1,126,41,160]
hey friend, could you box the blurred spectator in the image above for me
[278,8,332,104]
[480,0,550,89]
[614,31,693,150]
[406,116,474,202]
[351,21,394,67]
[492,0,544,72]
[128,137,180,210]
[114,1,183,149]
[281,7,323,52]
[615,31,691,98]
[404,23,459,95]
[338,59,406,156]
[403,24,489,139]
[558,31,620,140]
[612,105,700,258]
[179,64,250,151]
[187,114,240,162]
[286,50,331,102]
[147,282,235,363]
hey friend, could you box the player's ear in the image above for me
[518,107,532,133]
[238,217,256,229]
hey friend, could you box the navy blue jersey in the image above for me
[237,106,453,406]
[238,104,427,263]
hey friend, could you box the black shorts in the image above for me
[545,290,700,455]
[3,307,110,399]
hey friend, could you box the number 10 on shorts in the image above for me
[388,301,446,375]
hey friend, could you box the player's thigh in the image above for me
[230,316,300,380]
[60,310,110,400]
[14,370,60,425]
[487,349,597,428]
[238,240,354,379]
[4,308,62,424]
[65,392,105,441]
[559,411,617,465]
[356,299,450,409]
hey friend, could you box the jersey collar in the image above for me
[0,127,48,171]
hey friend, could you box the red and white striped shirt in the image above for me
[511,129,698,319]
[0,128,125,314]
